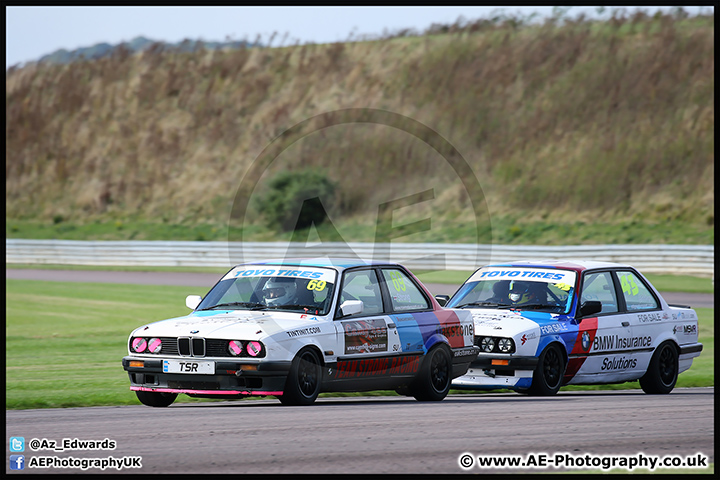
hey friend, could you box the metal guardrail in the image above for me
[5,239,714,276]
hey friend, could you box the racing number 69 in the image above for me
[389,271,406,292]
[307,280,327,291]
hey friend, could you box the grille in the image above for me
[177,337,205,357]
[148,338,262,358]
[159,337,178,356]
[168,380,219,390]
[178,338,191,356]
[206,339,232,357]
[192,338,206,357]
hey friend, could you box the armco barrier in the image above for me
[5,239,714,277]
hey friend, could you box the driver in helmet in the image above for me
[487,280,510,303]
[262,277,299,306]
[508,281,540,306]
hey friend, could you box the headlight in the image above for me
[148,338,162,353]
[246,341,263,357]
[131,337,147,353]
[475,336,515,353]
[227,340,266,358]
[228,340,244,356]
[498,338,514,353]
[132,337,163,354]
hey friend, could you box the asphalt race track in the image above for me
[6,388,714,474]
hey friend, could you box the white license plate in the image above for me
[163,359,215,374]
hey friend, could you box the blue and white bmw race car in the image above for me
[437,260,703,395]
[122,258,478,407]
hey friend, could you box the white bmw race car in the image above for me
[122,258,478,406]
[435,260,703,395]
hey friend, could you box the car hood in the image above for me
[468,308,571,336]
[469,309,540,337]
[131,310,325,339]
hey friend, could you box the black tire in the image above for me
[412,344,452,402]
[640,341,678,394]
[279,348,322,406]
[527,343,566,396]
[135,390,177,407]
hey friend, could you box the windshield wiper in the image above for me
[457,301,507,308]
[264,304,321,312]
[507,304,556,310]
[200,302,267,311]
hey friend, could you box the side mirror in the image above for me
[579,300,602,317]
[186,295,202,310]
[339,300,363,317]
[435,295,450,307]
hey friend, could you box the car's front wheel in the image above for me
[412,344,452,402]
[527,343,566,396]
[135,390,177,407]
[640,341,678,394]
[279,348,322,406]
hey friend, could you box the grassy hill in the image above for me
[5,10,714,245]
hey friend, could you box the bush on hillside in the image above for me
[256,169,337,232]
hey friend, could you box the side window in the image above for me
[616,271,659,311]
[339,270,383,315]
[381,269,430,312]
[581,272,618,314]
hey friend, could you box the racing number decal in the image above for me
[620,275,639,296]
[388,271,406,292]
[307,279,327,291]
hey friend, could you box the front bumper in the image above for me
[469,353,538,370]
[451,346,482,378]
[122,356,291,397]
[451,353,538,390]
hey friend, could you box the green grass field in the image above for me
[5,279,714,410]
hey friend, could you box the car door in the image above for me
[570,270,638,384]
[612,269,661,376]
[378,266,470,352]
[332,268,401,381]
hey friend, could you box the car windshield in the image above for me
[196,265,337,315]
[446,267,577,314]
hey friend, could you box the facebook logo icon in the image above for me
[10,455,25,470]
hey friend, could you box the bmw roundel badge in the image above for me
[581,330,590,351]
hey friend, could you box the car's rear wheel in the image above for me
[412,344,452,402]
[279,348,322,406]
[135,390,177,407]
[528,343,566,396]
[640,341,678,394]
